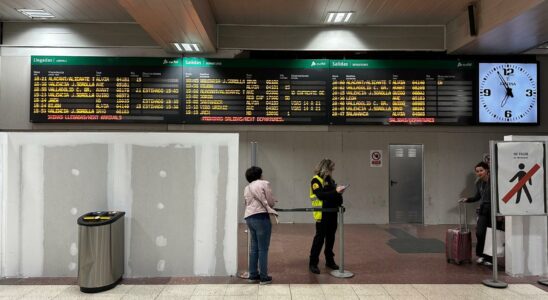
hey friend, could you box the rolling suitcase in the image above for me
[446,202,472,264]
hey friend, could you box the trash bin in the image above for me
[77,211,125,293]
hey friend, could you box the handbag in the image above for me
[268,213,279,225]
[255,192,279,225]
[483,227,505,257]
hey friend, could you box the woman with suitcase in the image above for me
[459,161,493,266]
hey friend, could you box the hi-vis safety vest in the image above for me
[310,175,324,221]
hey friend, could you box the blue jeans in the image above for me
[245,213,272,281]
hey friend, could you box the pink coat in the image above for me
[244,179,278,218]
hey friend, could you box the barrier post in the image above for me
[238,142,259,279]
[482,140,507,288]
[539,217,548,285]
[330,206,354,278]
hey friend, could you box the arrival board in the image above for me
[329,60,475,124]
[31,56,182,122]
[182,58,329,124]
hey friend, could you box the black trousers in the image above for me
[476,213,490,260]
[309,217,338,266]
[476,205,503,263]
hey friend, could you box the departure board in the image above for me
[30,56,486,125]
[182,58,329,124]
[31,56,182,122]
[329,60,475,125]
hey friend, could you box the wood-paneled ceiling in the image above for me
[0,0,134,22]
[0,0,546,55]
[209,0,472,26]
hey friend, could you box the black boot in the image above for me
[309,264,320,274]
[326,259,339,270]
[325,262,339,270]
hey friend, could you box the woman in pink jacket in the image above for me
[244,166,278,285]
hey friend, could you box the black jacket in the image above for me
[311,175,343,218]
[467,179,491,216]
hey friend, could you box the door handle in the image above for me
[390,180,398,186]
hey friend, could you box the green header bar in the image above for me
[31,56,183,67]
[330,60,474,69]
[32,56,474,70]
[183,57,330,69]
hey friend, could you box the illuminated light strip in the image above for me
[325,11,354,23]
[17,8,55,19]
[173,43,201,52]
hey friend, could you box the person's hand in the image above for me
[458,198,467,203]
[336,185,346,193]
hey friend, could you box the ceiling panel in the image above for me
[0,0,134,22]
[209,0,473,26]
[0,0,545,55]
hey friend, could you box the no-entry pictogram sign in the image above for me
[370,150,382,167]
[497,142,545,215]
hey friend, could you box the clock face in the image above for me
[479,63,538,124]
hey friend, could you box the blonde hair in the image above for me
[314,158,335,179]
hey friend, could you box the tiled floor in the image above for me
[2,283,548,299]
[3,224,548,299]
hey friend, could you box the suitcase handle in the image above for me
[459,202,469,232]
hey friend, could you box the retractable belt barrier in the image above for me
[275,207,341,213]
[240,206,354,279]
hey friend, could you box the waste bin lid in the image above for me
[78,211,125,226]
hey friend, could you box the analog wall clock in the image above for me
[478,62,538,124]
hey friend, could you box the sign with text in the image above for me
[496,141,546,215]
[370,150,383,167]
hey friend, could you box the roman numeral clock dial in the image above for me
[479,63,538,123]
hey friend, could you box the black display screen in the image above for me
[329,60,475,125]
[29,56,498,126]
[31,56,183,122]
[182,58,329,124]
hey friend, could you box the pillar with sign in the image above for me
[484,139,547,288]
[503,136,548,279]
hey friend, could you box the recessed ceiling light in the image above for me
[326,11,354,24]
[172,43,201,52]
[16,8,55,19]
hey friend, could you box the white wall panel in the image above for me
[0,132,238,277]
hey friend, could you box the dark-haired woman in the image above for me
[459,161,493,265]
[243,166,277,285]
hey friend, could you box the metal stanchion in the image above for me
[238,141,258,279]
[482,140,507,288]
[539,217,548,286]
[330,206,354,278]
[238,227,250,279]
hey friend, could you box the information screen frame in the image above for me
[28,56,541,126]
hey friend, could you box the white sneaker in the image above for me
[476,257,484,264]
[483,261,493,266]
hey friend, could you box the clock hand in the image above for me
[507,87,514,98]
[497,71,510,89]
[501,93,510,107]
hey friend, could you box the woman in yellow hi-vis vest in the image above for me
[309,158,346,274]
